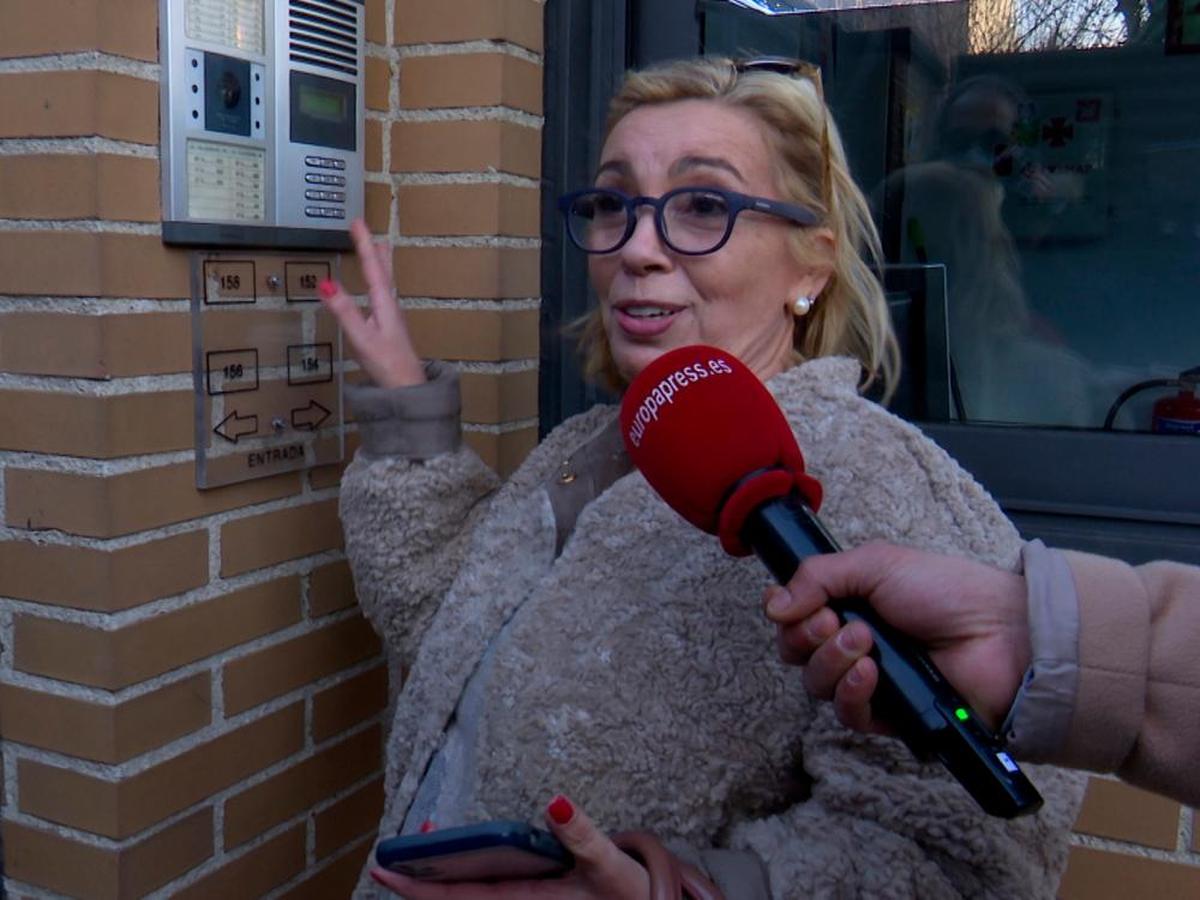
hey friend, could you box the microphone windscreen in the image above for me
[619,345,822,554]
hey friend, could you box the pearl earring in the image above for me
[792,295,812,317]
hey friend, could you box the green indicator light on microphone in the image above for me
[955,707,970,722]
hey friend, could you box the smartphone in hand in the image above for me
[375,820,574,883]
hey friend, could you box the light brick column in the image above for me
[380,0,545,474]
[0,0,545,897]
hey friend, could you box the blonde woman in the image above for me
[320,57,1085,899]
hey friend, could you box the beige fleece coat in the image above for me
[340,357,1086,899]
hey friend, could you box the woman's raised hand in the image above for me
[368,795,650,900]
[318,218,426,389]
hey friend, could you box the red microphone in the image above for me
[617,346,822,556]
[619,345,1044,820]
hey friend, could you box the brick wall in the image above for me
[1061,776,1200,896]
[0,0,544,897]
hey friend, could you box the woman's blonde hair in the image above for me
[574,56,899,399]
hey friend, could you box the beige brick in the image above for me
[0,71,157,143]
[278,836,373,900]
[309,559,357,618]
[5,462,301,539]
[1072,777,1181,850]
[365,181,392,234]
[395,0,543,52]
[0,233,191,298]
[312,665,388,743]
[2,808,212,900]
[315,776,385,859]
[366,56,390,111]
[220,498,343,577]
[18,703,304,839]
[1060,846,1200,899]
[0,0,158,61]
[406,307,539,361]
[0,673,210,764]
[392,246,539,299]
[173,824,305,900]
[0,313,191,378]
[13,577,301,689]
[224,724,381,848]
[0,530,207,612]
[223,615,381,715]
[365,118,383,173]
[400,54,541,114]
[464,426,539,477]
[0,155,159,221]
[0,390,192,458]
[460,369,539,424]
[309,431,360,491]
[391,120,540,178]
[365,0,386,45]
[397,183,539,237]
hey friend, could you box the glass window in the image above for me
[701,0,1200,434]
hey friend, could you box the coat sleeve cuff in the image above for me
[1004,540,1081,760]
[345,360,462,460]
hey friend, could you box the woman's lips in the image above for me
[612,303,684,338]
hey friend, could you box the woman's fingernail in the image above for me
[548,794,574,825]
[419,819,435,833]
[765,587,792,617]
[846,661,864,686]
[369,868,389,885]
[836,627,859,653]
[318,279,338,300]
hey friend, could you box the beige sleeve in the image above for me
[1017,546,1200,806]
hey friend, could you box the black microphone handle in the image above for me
[742,493,1044,819]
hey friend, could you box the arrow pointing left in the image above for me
[214,410,258,444]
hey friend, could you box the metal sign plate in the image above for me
[191,251,344,488]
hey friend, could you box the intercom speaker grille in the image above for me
[289,0,359,76]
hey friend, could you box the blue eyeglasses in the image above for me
[557,186,820,256]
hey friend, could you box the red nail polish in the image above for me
[369,868,389,885]
[547,794,574,825]
[419,819,435,833]
[318,278,338,299]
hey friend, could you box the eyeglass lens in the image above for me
[567,190,733,254]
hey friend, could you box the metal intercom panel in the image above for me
[160,0,365,249]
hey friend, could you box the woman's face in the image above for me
[588,99,829,384]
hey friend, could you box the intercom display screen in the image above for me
[290,71,356,151]
[186,0,264,54]
[298,84,348,123]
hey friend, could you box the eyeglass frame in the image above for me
[556,186,821,256]
[731,56,833,209]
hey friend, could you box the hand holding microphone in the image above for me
[764,542,1032,738]
[620,345,1044,819]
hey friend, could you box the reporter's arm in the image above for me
[769,540,1200,806]
[1042,549,1200,806]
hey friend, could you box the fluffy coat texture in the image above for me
[340,357,1086,898]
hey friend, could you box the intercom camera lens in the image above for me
[219,71,242,108]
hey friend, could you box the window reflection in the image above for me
[702,0,1200,433]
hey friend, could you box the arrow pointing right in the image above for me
[214,410,258,444]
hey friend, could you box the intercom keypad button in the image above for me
[331,159,346,170]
